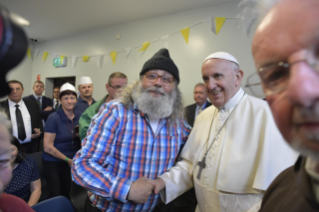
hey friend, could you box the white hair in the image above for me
[237,0,281,20]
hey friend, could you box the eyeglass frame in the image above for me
[245,58,319,97]
[143,72,175,86]
[108,84,124,90]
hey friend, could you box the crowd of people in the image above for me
[0,0,318,211]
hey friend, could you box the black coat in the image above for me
[23,95,55,122]
[0,99,43,152]
[184,101,212,127]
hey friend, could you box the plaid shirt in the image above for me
[71,100,191,212]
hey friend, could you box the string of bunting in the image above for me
[27,16,256,69]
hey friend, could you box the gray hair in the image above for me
[120,79,184,122]
[238,0,280,20]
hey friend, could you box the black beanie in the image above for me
[140,48,180,84]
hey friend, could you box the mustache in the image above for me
[293,101,319,123]
[144,86,166,96]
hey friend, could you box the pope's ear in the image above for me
[235,70,244,86]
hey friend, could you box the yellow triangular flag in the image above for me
[42,52,48,61]
[27,48,32,59]
[180,27,190,44]
[83,56,90,62]
[139,42,150,51]
[110,52,117,65]
[215,17,226,34]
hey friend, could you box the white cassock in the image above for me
[160,88,298,212]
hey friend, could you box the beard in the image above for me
[132,81,177,119]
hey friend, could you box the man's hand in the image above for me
[44,106,53,111]
[147,178,165,194]
[127,177,155,204]
[31,128,41,139]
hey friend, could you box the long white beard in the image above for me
[132,82,176,119]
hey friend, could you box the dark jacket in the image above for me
[23,95,55,122]
[260,156,319,212]
[184,101,212,127]
[0,99,43,152]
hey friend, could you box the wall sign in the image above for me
[53,57,67,68]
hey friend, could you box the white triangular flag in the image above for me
[241,19,254,37]
[161,35,170,49]
[96,55,104,69]
[34,49,40,59]
[72,56,78,69]
[203,17,214,32]
[125,48,132,58]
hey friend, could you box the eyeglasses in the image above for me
[108,84,123,90]
[144,72,174,86]
[245,58,319,97]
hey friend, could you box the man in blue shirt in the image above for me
[74,76,96,115]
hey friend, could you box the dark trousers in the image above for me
[21,142,33,154]
[43,159,71,199]
[85,196,101,212]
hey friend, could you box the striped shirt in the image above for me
[71,100,191,211]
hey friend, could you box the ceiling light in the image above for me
[10,12,30,26]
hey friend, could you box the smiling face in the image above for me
[60,94,77,111]
[201,59,243,108]
[252,0,319,158]
[193,85,207,106]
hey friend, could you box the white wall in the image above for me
[20,2,257,105]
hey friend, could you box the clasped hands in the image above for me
[127,177,165,204]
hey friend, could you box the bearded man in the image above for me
[71,49,191,212]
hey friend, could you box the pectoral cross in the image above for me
[197,154,207,180]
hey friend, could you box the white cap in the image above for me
[78,76,93,86]
[203,52,239,66]
[60,83,76,95]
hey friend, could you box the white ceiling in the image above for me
[0,0,239,41]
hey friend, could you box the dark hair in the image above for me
[59,90,77,99]
[11,136,26,164]
[33,80,44,86]
[53,86,60,90]
[8,80,24,89]
[108,72,127,84]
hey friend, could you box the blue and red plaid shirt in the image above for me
[71,100,191,212]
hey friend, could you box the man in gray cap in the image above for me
[71,49,191,212]
[149,52,297,212]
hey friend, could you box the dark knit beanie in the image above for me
[140,48,180,84]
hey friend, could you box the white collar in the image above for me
[33,94,42,99]
[8,99,23,108]
[219,88,245,110]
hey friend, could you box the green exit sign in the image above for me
[53,57,67,68]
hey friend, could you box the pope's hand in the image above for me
[147,178,165,194]
[127,177,155,204]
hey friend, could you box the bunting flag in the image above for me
[42,52,49,61]
[203,17,214,32]
[161,35,170,49]
[34,49,40,59]
[60,55,66,60]
[125,47,132,58]
[27,48,32,59]
[110,52,117,65]
[72,56,78,68]
[215,17,226,34]
[139,42,150,51]
[97,55,104,69]
[83,56,90,62]
[241,18,254,37]
[180,27,190,44]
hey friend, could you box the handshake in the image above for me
[127,177,166,204]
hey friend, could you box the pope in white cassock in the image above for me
[150,52,298,212]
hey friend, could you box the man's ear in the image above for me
[235,70,244,87]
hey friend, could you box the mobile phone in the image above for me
[74,125,79,136]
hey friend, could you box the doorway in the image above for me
[45,76,76,98]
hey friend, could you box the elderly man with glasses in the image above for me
[79,72,128,141]
[72,49,191,212]
[247,0,319,211]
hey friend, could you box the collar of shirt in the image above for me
[78,96,95,104]
[57,109,79,121]
[196,101,207,111]
[33,94,42,100]
[8,99,23,108]
[219,87,244,110]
